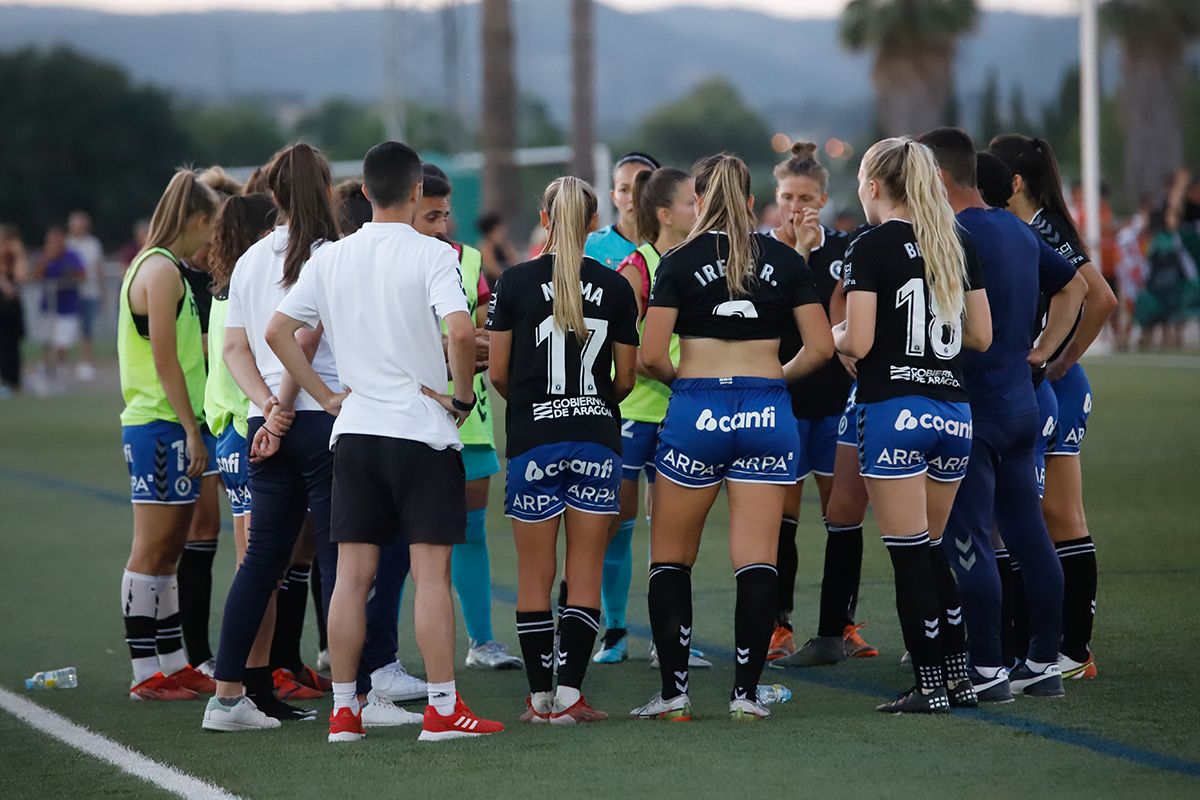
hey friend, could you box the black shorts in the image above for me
[331,434,466,547]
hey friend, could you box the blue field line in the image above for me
[4,465,1199,780]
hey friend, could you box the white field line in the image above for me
[0,687,242,800]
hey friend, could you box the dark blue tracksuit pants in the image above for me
[215,412,339,683]
[945,411,1064,668]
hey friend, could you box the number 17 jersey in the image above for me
[486,253,640,458]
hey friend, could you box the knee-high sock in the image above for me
[819,523,864,636]
[516,610,555,694]
[310,559,328,653]
[176,539,217,666]
[270,563,310,672]
[601,518,636,633]
[929,538,968,685]
[884,533,944,692]
[648,563,692,701]
[997,548,1017,666]
[734,563,778,701]
[121,570,159,684]
[154,574,187,675]
[557,606,601,690]
[452,508,494,644]
[775,517,799,628]
[1057,536,1097,662]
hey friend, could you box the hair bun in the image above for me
[791,141,818,160]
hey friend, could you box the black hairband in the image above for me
[615,153,660,171]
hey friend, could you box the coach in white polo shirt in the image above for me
[266,141,504,743]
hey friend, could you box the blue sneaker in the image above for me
[593,630,629,664]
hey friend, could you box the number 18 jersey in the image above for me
[486,253,640,458]
[842,220,985,404]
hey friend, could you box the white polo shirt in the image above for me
[225,226,341,418]
[276,222,469,450]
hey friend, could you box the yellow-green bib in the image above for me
[203,298,249,438]
[446,244,495,448]
[619,243,681,424]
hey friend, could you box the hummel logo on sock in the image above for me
[736,647,750,665]
[679,625,692,647]
[556,649,568,667]
[673,670,688,695]
[946,606,963,625]
[540,652,553,669]
[923,618,940,639]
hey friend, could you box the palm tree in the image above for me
[1103,0,1200,203]
[570,0,595,183]
[841,0,978,137]
[481,0,518,216]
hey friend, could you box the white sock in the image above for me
[975,665,1005,680]
[555,685,581,709]
[428,680,456,716]
[130,658,159,685]
[332,682,359,714]
[121,570,159,684]
[531,691,554,713]
[1025,659,1055,674]
[153,575,188,675]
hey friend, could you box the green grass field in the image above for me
[1,356,1198,799]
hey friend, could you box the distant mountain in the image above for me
[0,1,1085,140]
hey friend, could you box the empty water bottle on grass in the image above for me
[25,667,78,690]
[756,683,792,705]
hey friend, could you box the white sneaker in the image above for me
[649,643,712,669]
[629,692,692,721]
[729,696,771,721]
[465,640,524,670]
[195,659,216,679]
[201,696,281,732]
[316,648,330,672]
[361,690,423,727]
[370,661,427,702]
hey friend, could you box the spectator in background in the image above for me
[118,219,151,270]
[757,201,780,234]
[832,208,858,234]
[1114,205,1147,351]
[0,225,28,396]
[33,226,85,386]
[1136,171,1197,350]
[67,211,104,382]
[477,212,518,288]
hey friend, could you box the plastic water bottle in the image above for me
[25,667,78,690]
[756,683,792,705]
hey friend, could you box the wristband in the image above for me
[451,395,476,413]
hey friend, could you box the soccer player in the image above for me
[488,175,638,723]
[763,142,878,664]
[266,141,503,743]
[836,138,993,713]
[592,165,697,666]
[202,144,343,730]
[632,154,834,722]
[586,152,660,269]
[990,134,1117,680]
[919,128,1088,701]
[414,163,522,671]
[116,169,221,701]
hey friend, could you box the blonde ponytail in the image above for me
[143,168,220,255]
[684,154,758,298]
[862,138,967,321]
[543,176,599,343]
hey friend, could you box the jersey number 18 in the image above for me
[896,278,962,360]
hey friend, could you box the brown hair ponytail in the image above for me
[633,167,690,245]
[143,168,220,255]
[543,176,599,343]
[208,193,277,294]
[266,143,339,288]
[685,154,758,298]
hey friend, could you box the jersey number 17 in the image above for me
[536,315,609,396]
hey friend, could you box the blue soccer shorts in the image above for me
[122,420,202,505]
[215,425,251,517]
[505,442,621,523]
[856,395,973,482]
[1048,363,1091,456]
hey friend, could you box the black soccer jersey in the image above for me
[1031,208,1088,369]
[777,226,853,419]
[486,254,639,458]
[842,220,985,404]
[178,260,214,336]
[649,231,821,340]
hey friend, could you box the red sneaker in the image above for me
[293,664,332,693]
[417,694,504,741]
[549,696,608,725]
[166,665,216,694]
[328,707,365,743]
[273,669,323,700]
[519,695,551,724]
[130,672,199,701]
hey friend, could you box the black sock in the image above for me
[516,610,555,694]
[602,627,627,648]
[311,561,328,653]
[997,548,1015,666]
[883,533,944,692]
[648,563,692,701]
[556,580,569,621]
[177,539,217,665]
[734,563,778,702]
[1010,559,1030,664]
[929,538,968,684]
[1057,536,1097,662]
[818,523,864,637]
[557,606,600,690]
[270,564,310,673]
[775,517,799,629]
[244,665,312,720]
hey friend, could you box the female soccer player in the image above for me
[764,142,878,664]
[990,134,1117,679]
[592,166,696,665]
[117,169,220,700]
[202,143,344,730]
[488,176,639,723]
[586,152,660,269]
[632,154,834,722]
[836,138,991,713]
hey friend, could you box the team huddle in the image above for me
[114,124,1111,741]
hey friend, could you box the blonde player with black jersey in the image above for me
[488,177,639,723]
